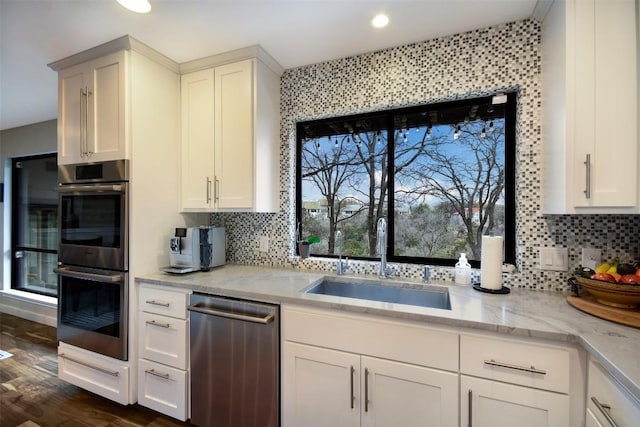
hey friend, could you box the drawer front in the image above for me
[587,359,640,426]
[138,359,188,421]
[139,312,188,369]
[139,284,190,319]
[460,334,570,394]
[283,305,459,371]
[58,343,130,405]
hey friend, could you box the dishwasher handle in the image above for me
[188,302,275,325]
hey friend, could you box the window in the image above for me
[11,154,59,296]
[296,94,516,267]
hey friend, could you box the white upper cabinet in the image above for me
[181,68,215,210]
[180,49,282,212]
[542,0,638,213]
[57,51,127,165]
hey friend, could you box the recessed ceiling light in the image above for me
[372,13,389,28]
[116,0,151,13]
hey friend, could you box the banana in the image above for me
[595,262,611,274]
[606,258,619,274]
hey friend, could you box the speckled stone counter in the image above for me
[137,264,640,402]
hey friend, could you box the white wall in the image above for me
[0,119,57,326]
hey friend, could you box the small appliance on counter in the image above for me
[163,226,225,274]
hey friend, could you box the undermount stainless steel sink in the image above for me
[305,279,451,310]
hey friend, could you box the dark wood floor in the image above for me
[0,312,190,427]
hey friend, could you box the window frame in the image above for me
[296,93,517,268]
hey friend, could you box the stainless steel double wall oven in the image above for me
[55,160,129,360]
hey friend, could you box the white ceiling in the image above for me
[0,0,542,131]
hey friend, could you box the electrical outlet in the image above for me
[259,236,269,253]
[539,247,568,271]
[581,248,601,270]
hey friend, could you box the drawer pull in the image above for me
[146,320,171,328]
[145,369,170,380]
[59,353,119,377]
[591,396,619,427]
[145,299,170,308]
[483,359,547,375]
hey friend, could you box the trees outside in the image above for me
[298,98,508,262]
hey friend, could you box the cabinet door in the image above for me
[361,356,458,427]
[86,51,126,162]
[214,59,254,209]
[572,0,638,209]
[585,409,605,427]
[58,62,86,165]
[57,51,126,165]
[461,376,570,427]
[283,342,360,427]
[587,360,640,427]
[181,69,215,210]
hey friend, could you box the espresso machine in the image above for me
[163,226,225,274]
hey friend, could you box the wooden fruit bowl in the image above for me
[575,276,640,308]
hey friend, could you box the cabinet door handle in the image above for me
[214,176,220,203]
[59,353,119,377]
[79,87,86,157]
[206,177,212,203]
[349,365,355,409]
[145,369,170,380]
[364,367,370,412]
[85,89,93,156]
[145,299,170,308]
[483,359,547,375]
[591,396,619,427]
[146,319,170,328]
[468,389,473,427]
[584,153,591,199]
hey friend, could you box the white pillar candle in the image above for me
[481,235,503,290]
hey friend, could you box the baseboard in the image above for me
[0,291,57,327]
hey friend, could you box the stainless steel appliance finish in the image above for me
[57,160,129,271]
[188,294,279,427]
[306,279,452,310]
[56,266,128,360]
[55,160,130,360]
[164,226,225,274]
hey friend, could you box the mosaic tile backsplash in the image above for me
[211,19,640,292]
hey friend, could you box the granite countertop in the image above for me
[137,264,640,401]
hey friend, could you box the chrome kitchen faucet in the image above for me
[336,230,348,275]
[377,218,394,278]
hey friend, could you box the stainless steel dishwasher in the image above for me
[188,293,279,427]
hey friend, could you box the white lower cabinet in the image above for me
[58,342,130,405]
[137,282,191,421]
[460,333,583,427]
[461,376,569,427]
[137,359,188,420]
[586,359,640,427]
[284,342,360,427]
[361,355,458,427]
[282,305,587,427]
[283,342,458,427]
[282,305,459,427]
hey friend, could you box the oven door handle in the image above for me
[54,267,124,283]
[55,184,124,193]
